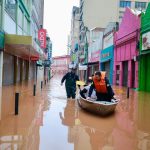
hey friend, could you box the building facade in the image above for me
[51,55,71,75]
[81,0,149,29]
[69,6,80,75]
[0,0,46,86]
[119,0,149,22]
[113,8,140,88]
[139,3,150,91]
[88,28,104,76]
[100,22,118,84]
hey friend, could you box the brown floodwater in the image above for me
[0,75,150,150]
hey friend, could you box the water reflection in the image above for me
[137,91,150,150]
[59,86,150,150]
[1,76,150,150]
[0,87,2,121]
[59,100,116,150]
[0,83,51,150]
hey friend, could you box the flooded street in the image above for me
[0,76,150,150]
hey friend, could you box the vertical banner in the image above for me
[38,29,47,49]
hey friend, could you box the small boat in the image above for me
[77,95,119,116]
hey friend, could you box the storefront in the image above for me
[3,34,44,85]
[139,3,150,91]
[100,22,117,85]
[100,45,114,84]
[114,8,140,88]
[0,31,4,86]
[88,50,100,76]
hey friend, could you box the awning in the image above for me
[5,34,46,60]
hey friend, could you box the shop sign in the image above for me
[142,31,150,51]
[101,52,110,59]
[89,50,100,63]
[44,60,51,67]
[38,29,47,49]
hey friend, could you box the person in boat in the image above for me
[88,71,114,102]
[61,68,79,99]
[80,76,97,101]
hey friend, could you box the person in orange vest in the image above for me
[88,71,114,102]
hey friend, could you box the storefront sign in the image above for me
[0,31,4,51]
[30,56,39,61]
[79,64,87,70]
[101,45,113,62]
[142,31,150,51]
[44,60,51,67]
[38,29,47,49]
[89,50,100,63]
[101,52,110,59]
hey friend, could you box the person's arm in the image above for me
[75,75,80,89]
[105,78,115,97]
[61,73,68,84]
[88,83,95,97]
[76,75,79,81]
[80,88,87,99]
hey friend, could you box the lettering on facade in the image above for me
[38,29,47,49]
[101,52,110,59]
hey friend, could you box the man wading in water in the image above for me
[61,68,79,99]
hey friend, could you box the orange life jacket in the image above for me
[93,72,108,93]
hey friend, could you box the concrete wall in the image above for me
[83,0,119,29]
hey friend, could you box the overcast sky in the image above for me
[44,0,79,57]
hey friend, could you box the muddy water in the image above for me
[0,76,150,150]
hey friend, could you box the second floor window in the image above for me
[120,1,131,8]
[135,2,146,9]
[5,0,17,21]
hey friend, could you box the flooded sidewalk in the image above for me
[0,76,150,150]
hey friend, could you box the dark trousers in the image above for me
[66,86,76,99]
[96,92,112,102]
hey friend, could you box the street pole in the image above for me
[85,27,89,83]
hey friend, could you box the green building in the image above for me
[139,3,150,91]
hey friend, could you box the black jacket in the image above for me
[61,72,79,87]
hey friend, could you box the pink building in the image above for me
[114,8,140,88]
[51,55,71,75]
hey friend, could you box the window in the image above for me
[24,16,29,34]
[135,2,146,9]
[120,1,131,8]
[5,0,17,21]
[18,8,23,28]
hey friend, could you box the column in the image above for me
[128,60,132,88]
[14,56,18,84]
[20,59,23,82]
[119,62,123,86]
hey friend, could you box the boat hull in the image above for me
[77,95,118,116]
